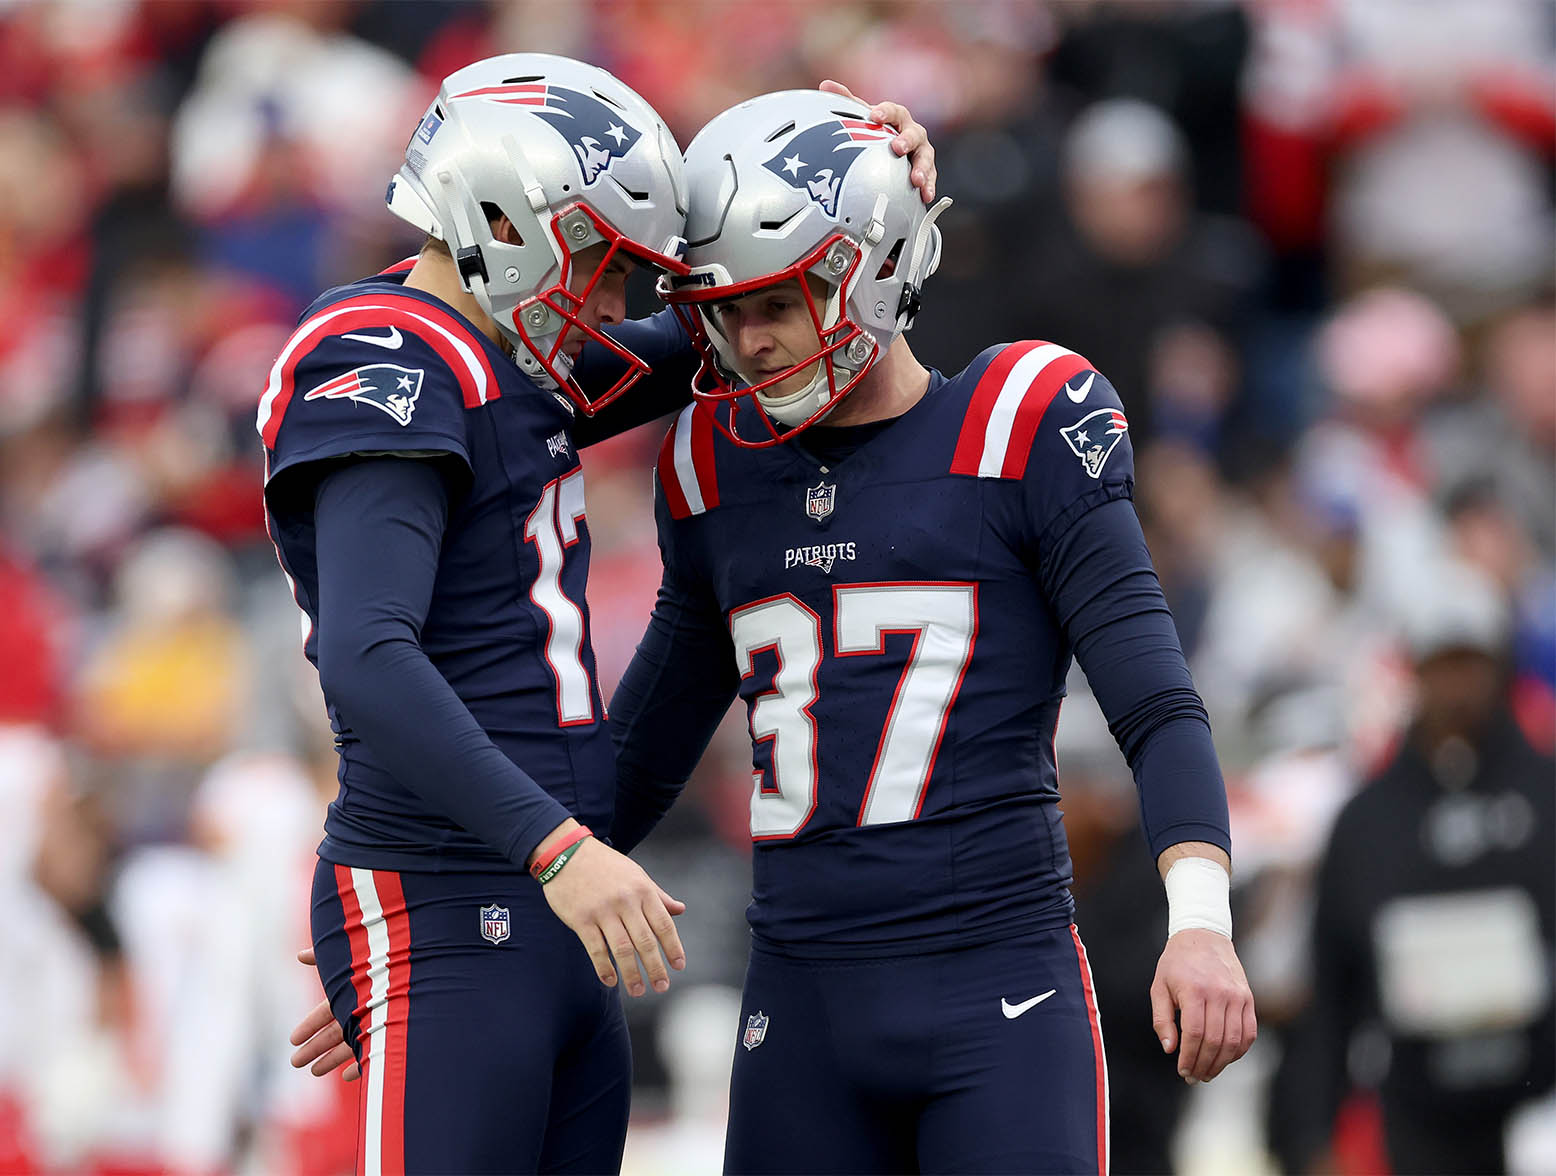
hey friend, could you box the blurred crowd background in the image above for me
[0,1,1551,1173]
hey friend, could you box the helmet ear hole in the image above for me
[874,238,905,281]
[480,202,524,246]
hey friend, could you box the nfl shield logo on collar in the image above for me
[805,480,836,522]
[742,1010,769,1051]
[479,903,510,945]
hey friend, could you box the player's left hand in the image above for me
[818,80,937,203]
[1150,930,1257,1084]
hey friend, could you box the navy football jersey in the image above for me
[628,341,1227,951]
[260,269,614,871]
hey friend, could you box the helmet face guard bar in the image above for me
[513,201,690,416]
[660,234,876,447]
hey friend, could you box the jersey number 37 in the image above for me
[729,583,976,840]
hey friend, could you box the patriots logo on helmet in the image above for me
[452,83,642,187]
[764,119,895,218]
[1060,407,1129,479]
[304,363,425,426]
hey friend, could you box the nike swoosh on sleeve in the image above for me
[1064,373,1095,403]
[341,327,404,350]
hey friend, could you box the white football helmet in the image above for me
[387,53,689,413]
[658,89,949,446]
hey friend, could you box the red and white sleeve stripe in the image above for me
[949,341,1093,480]
[257,294,500,449]
[656,402,720,519]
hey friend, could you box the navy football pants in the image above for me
[311,860,631,1175]
[725,925,1109,1175]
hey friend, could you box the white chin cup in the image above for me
[753,366,833,426]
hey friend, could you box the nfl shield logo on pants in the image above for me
[479,903,510,945]
[742,1010,769,1051]
[805,481,836,522]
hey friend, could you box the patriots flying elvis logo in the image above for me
[304,363,424,426]
[452,83,641,186]
[764,119,895,217]
[1060,407,1129,479]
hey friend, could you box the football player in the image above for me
[266,58,936,1174]
[607,89,1257,1173]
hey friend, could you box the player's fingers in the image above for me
[605,920,648,997]
[645,896,687,973]
[289,1015,341,1066]
[1191,995,1230,1082]
[296,946,317,967]
[577,922,618,988]
[1149,977,1177,1054]
[657,885,686,916]
[1176,994,1207,1083]
[290,1018,343,1067]
[344,1060,361,1082]
[310,1041,357,1079]
[907,140,937,202]
[289,999,338,1048]
[1205,999,1246,1081]
[1242,996,1259,1057]
[625,909,671,993]
[817,79,860,102]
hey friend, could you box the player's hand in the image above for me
[289,947,359,1081]
[539,835,687,997]
[1149,930,1257,1084]
[818,80,937,203]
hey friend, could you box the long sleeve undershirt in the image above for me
[312,457,572,868]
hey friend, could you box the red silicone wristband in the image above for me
[528,825,592,880]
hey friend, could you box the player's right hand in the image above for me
[538,833,687,997]
[290,947,360,1081]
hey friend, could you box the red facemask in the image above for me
[660,234,877,447]
[512,201,689,416]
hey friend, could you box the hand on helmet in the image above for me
[818,81,937,203]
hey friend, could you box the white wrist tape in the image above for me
[1164,857,1232,940]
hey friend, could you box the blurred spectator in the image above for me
[1297,286,1459,633]
[898,5,1067,376]
[73,527,248,844]
[1243,0,1556,323]
[1015,97,1265,448]
[1046,1,1251,217]
[1268,561,1555,1174]
[170,6,428,305]
[1425,296,1556,559]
